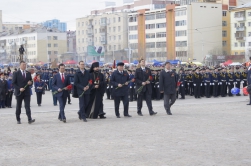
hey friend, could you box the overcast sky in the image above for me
[1,0,123,30]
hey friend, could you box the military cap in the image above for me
[117,62,124,66]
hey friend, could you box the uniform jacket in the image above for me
[110,70,129,96]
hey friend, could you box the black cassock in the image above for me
[86,72,106,119]
[0,79,8,101]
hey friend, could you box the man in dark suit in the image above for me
[0,73,8,108]
[52,63,71,123]
[12,61,35,124]
[135,59,157,116]
[74,61,90,122]
[110,62,131,118]
[159,62,177,115]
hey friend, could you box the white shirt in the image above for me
[20,69,26,77]
[59,72,65,80]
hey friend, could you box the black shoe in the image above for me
[179,97,185,99]
[17,121,21,124]
[116,116,121,118]
[129,100,133,102]
[124,115,132,117]
[68,102,72,105]
[28,119,35,124]
[54,104,57,106]
[78,112,82,120]
[138,112,143,116]
[38,104,41,106]
[99,115,106,119]
[83,119,87,122]
[167,112,172,115]
[58,118,62,121]
[62,119,66,123]
[150,112,157,116]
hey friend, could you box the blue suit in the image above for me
[52,73,71,120]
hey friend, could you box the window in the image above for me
[82,30,84,34]
[240,42,245,47]
[118,17,121,22]
[222,21,227,26]
[53,36,58,40]
[109,27,111,32]
[129,26,137,31]
[176,41,187,47]
[48,51,51,55]
[175,10,186,16]
[249,42,251,46]
[113,17,116,23]
[78,31,80,35]
[113,27,116,32]
[222,31,227,37]
[118,45,121,50]
[175,20,186,26]
[176,51,187,57]
[113,36,116,40]
[145,14,155,20]
[248,22,251,27]
[156,13,166,19]
[129,35,138,40]
[248,12,251,16]
[234,42,238,47]
[175,30,187,37]
[83,47,85,51]
[47,36,51,40]
[156,42,166,48]
[156,32,166,38]
[48,43,51,47]
[54,51,58,55]
[156,52,166,57]
[109,45,111,50]
[114,45,116,50]
[249,32,251,37]
[222,11,227,16]
[95,29,97,34]
[145,24,155,29]
[129,16,137,22]
[130,43,138,49]
[82,22,84,26]
[146,33,155,39]
[240,52,245,55]
[118,26,121,32]
[82,38,84,43]
[156,23,166,28]
[54,44,58,47]
[118,35,121,40]
[222,41,226,47]
[235,52,238,55]
[146,52,155,58]
[146,42,155,48]
[109,36,111,41]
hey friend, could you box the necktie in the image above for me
[62,73,65,83]
[22,71,25,79]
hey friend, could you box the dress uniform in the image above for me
[212,69,219,97]
[178,70,186,99]
[204,68,212,98]
[235,67,241,96]
[219,69,227,97]
[227,68,235,97]
[193,68,203,99]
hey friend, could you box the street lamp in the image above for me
[195,28,204,60]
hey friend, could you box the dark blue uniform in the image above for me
[35,81,45,106]
[204,72,212,98]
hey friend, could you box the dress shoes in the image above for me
[179,98,185,99]
[38,104,41,106]
[99,115,106,119]
[78,112,82,120]
[28,119,35,124]
[62,119,66,123]
[68,102,72,105]
[58,118,62,121]
[167,112,172,115]
[124,115,132,117]
[54,104,57,106]
[17,121,21,124]
[83,119,87,122]
[150,112,157,116]
[138,113,143,116]
[116,115,121,118]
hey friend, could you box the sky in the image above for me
[1,0,123,30]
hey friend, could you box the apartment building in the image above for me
[0,28,67,63]
[43,19,67,32]
[128,2,222,63]
[76,12,129,62]
[230,2,251,59]
[0,10,2,32]
[2,21,39,32]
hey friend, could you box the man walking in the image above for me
[135,59,157,116]
[12,61,35,124]
[159,62,177,115]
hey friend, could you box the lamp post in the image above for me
[195,28,204,60]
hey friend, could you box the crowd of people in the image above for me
[0,58,251,124]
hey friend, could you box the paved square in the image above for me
[0,92,251,166]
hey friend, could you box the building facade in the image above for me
[76,12,129,62]
[230,2,251,60]
[43,19,67,32]
[2,22,39,32]
[0,28,67,63]
[0,10,2,33]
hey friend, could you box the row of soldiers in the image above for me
[104,66,248,101]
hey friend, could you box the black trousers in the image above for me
[221,82,227,97]
[236,81,241,95]
[114,96,129,116]
[58,95,67,120]
[213,83,218,97]
[79,94,90,119]
[106,87,110,99]
[137,91,154,114]
[188,82,194,95]
[205,83,211,98]
[110,88,114,99]
[194,83,201,98]
[155,87,161,100]
[5,91,13,107]
[67,90,71,103]
[164,94,176,113]
[36,92,43,104]
[179,84,185,98]
[129,87,134,101]
[228,82,234,96]
[16,94,32,121]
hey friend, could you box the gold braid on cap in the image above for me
[137,56,144,68]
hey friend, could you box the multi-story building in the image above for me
[2,21,39,32]
[0,10,2,32]
[67,30,76,53]
[76,12,129,62]
[0,28,67,63]
[43,19,67,32]
[230,2,251,59]
[128,2,222,63]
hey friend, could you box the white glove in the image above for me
[158,85,159,88]
[212,83,214,85]
[228,83,230,85]
[204,83,207,86]
[201,83,202,86]
[241,81,244,83]
[130,86,132,89]
[107,86,109,89]
[111,86,113,88]
[181,84,184,87]
[188,83,190,85]
[194,84,196,86]
[220,82,222,85]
